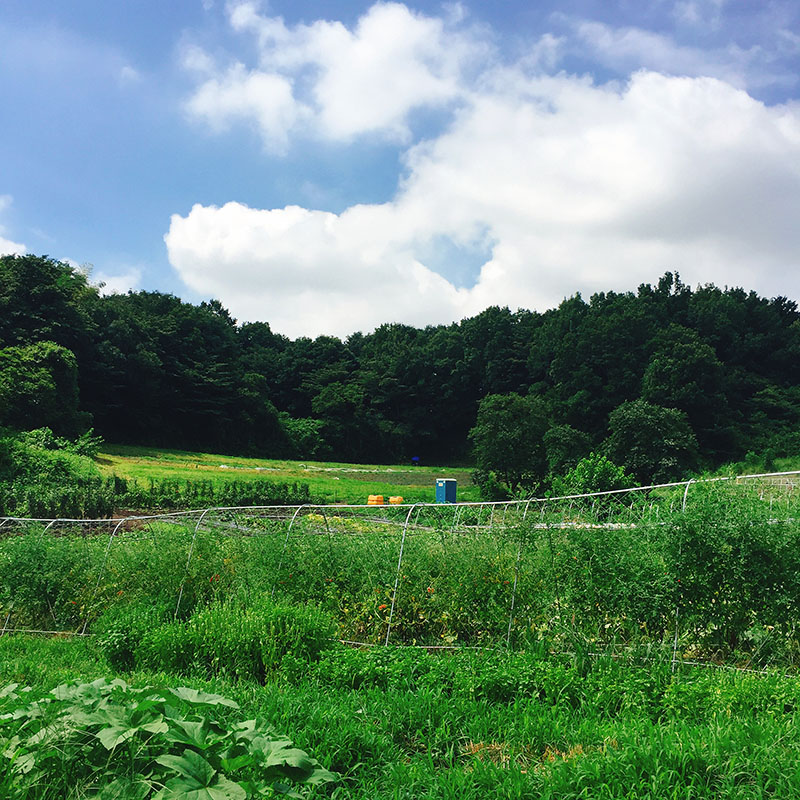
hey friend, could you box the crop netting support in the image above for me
[2,470,800,671]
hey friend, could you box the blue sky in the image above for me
[1,0,799,337]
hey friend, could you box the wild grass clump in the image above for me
[92,599,173,671]
[291,644,673,714]
[96,596,335,682]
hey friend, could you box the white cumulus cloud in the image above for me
[167,63,800,338]
[185,63,304,152]
[182,0,489,147]
[93,266,143,295]
[168,4,800,338]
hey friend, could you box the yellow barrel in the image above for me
[388,496,404,504]
[367,495,384,505]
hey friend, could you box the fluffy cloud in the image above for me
[167,62,800,338]
[0,195,25,256]
[185,63,303,152]
[166,201,465,336]
[0,235,25,257]
[182,1,487,148]
[570,20,764,89]
[93,266,143,295]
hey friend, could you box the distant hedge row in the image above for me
[0,475,311,519]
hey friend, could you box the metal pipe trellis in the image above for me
[271,505,308,600]
[174,509,212,621]
[36,518,58,543]
[81,515,134,635]
[384,503,417,646]
[4,468,800,657]
[506,544,522,648]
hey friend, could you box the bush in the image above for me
[551,452,635,496]
[94,599,173,670]
[0,427,108,517]
[673,484,800,656]
[132,596,335,681]
[470,468,511,500]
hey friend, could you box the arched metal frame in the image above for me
[0,469,798,674]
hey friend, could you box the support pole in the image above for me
[36,518,58,542]
[384,503,416,646]
[0,604,12,637]
[175,509,212,621]
[81,515,131,634]
[672,480,693,672]
[271,505,307,600]
[506,543,522,648]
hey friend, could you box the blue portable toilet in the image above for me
[435,478,457,503]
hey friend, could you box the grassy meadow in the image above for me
[97,444,480,505]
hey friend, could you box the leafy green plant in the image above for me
[132,597,335,681]
[550,452,635,496]
[94,600,173,671]
[0,678,336,799]
[0,532,93,631]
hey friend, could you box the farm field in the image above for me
[97,444,480,505]
[3,478,800,797]
[3,634,800,799]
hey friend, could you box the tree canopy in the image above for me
[2,255,800,491]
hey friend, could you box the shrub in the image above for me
[551,452,635,496]
[134,596,335,682]
[94,599,173,671]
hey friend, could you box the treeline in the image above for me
[2,255,799,480]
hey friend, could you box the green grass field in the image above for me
[97,444,480,505]
[3,634,800,799]
[4,479,800,797]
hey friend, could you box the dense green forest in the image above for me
[2,254,799,491]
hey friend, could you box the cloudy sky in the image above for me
[1,0,799,337]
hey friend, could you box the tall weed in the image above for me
[115,597,335,681]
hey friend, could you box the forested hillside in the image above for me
[2,254,799,485]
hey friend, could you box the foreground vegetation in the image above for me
[3,634,800,799]
[3,481,800,795]
[2,482,799,666]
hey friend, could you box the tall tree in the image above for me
[469,393,548,493]
[0,341,88,436]
[604,399,698,484]
[642,324,732,457]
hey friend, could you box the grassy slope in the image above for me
[3,635,800,799]
[96,444,479,504]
